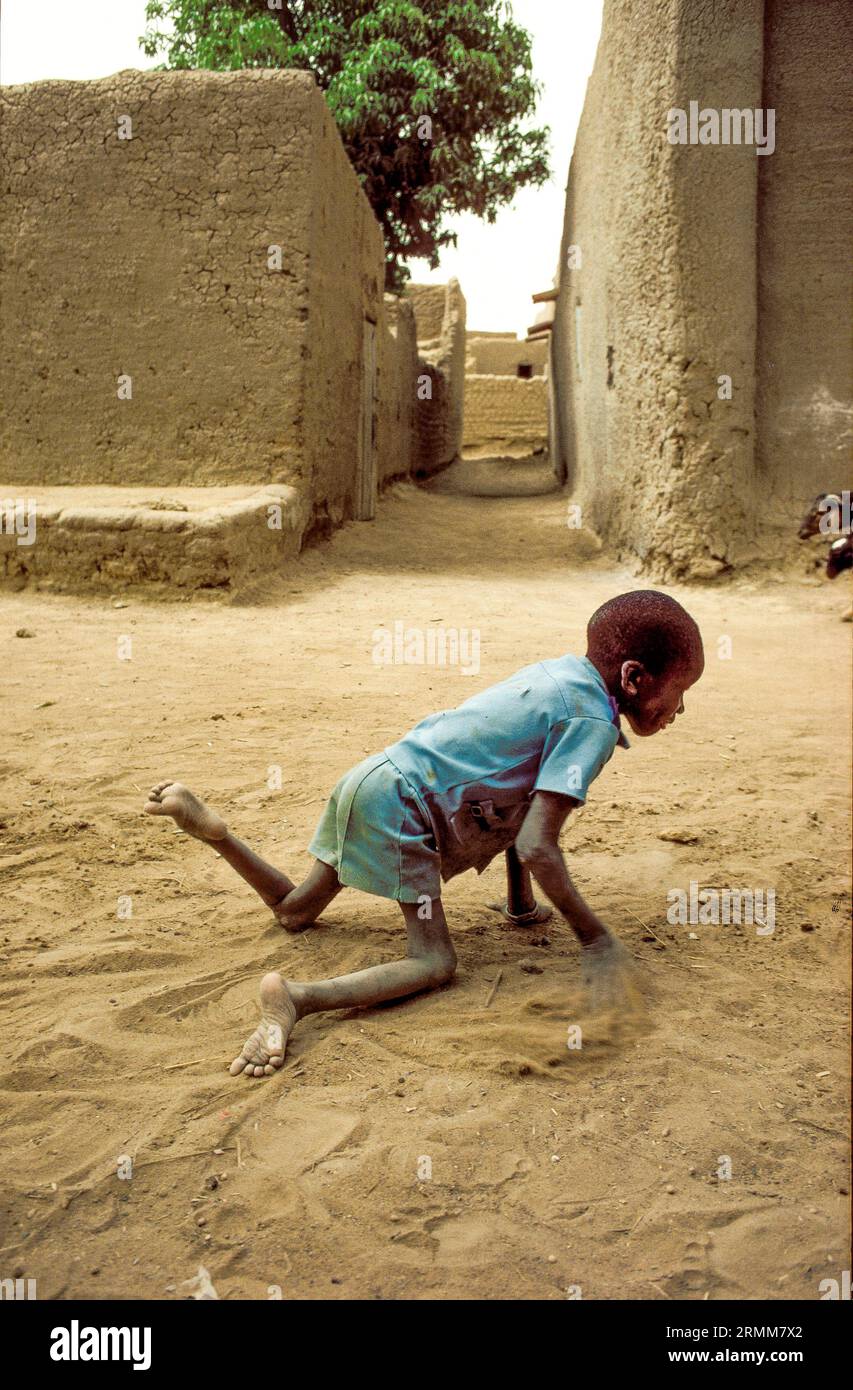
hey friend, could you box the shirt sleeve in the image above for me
[533,717,619,802]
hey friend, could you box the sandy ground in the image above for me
[1,484,850,1301]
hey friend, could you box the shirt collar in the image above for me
[582,656,631,749]
[608,694,631,749]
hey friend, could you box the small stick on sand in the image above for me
[484,969,503,1008]
[133,1147,236,1170]
[163,1057,221,1072]
[163,972,258,1017]
[627,909,668,948]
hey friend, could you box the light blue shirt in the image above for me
[385,654,629,875]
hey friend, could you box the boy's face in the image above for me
[618,657,703,737]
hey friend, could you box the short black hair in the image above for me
[586,590,703,678]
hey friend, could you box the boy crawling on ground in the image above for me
[145,590,704,1079]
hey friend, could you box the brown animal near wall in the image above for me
[797,492,853,620]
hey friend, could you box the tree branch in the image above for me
[252,0,300,45]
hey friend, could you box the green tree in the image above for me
[141,1,550,289]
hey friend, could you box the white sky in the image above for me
[0,0,603,335]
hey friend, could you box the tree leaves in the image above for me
[141,0,551,289]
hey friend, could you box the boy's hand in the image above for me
[516,793,638,1013]
[580,929,633,1013]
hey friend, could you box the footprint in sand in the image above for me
[708,1208,847,1297]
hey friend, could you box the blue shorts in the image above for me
[308,753,441,903]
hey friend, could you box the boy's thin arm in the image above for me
[515,791,610,947]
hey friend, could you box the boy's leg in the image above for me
[229,898,457,1078]
[488,845,553,926]
[144,780,341,927]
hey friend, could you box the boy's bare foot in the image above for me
[229,972,298,1078]
[144,781,228,841]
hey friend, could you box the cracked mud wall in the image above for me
[553,0,765,578]
[1,69,325,489]
[755,0,853,523]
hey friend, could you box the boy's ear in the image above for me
[620,660,645,695]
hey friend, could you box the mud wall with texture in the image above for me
[302,79,385,526]
[0,69,336,488]
[553,0,764,578]
[403,284,447,344]
[463,377,548,452]
[376,295,418,487]
[465,336,547,377]
[406,280,466,475]
[755,0,853,523]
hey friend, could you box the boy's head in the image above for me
[586,590,704,737]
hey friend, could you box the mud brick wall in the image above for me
[465,335,547,377]
[463,376,548,452]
